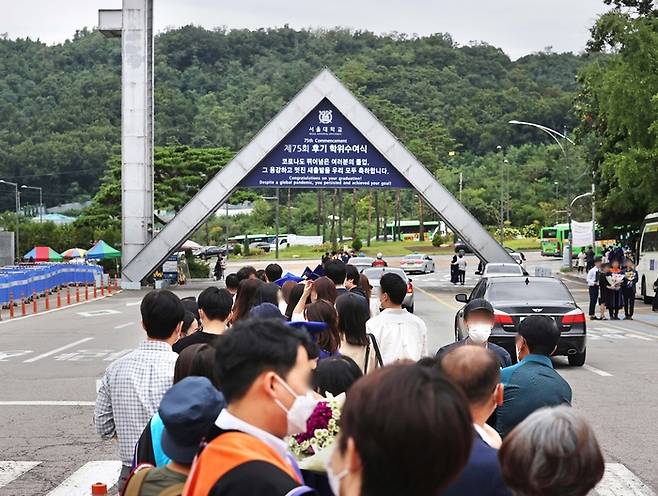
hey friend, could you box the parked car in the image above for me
[194,245,226,260]
[400,253,435,274]
[249,241,271,252]
[454,240,473,253]
[347,256,376,272]
[454,276,587,366]
[269,237,289,251]
[362,267,415,313]
[481,262,525,277]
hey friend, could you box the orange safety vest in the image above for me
[183,431,301,496]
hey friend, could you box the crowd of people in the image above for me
[95,257,607,496]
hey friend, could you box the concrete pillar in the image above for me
[121,0,154,288]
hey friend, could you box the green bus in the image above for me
[540,224,609,257]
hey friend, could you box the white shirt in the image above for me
[457,257,467,270]
[216,409,291,466]
[586,266,599,286]
[366,308,428,364]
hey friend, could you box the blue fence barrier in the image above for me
[0,264,103,305]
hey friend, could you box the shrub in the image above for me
[233,244,242,256]
[352,237,363,251]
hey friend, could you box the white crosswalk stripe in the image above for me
[0,461,40,488]
[46,460,122,496]
[0,460,653,494]
[595,463,656,495]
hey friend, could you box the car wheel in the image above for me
[568,350,586,367]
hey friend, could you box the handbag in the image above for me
[367,333,384,368]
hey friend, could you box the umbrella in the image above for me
[23,246,63,262]
[180,239,202,251]
[61,248,87,259]
[87,240,121,260]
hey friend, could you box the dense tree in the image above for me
[577,2,658,227]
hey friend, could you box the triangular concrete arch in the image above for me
[122,69,513,285]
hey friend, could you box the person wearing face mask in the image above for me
[183,319,317,496]
[440,347,511,496]
[495,315,572,438]
[436,298,512,367]
[325,363,473,496]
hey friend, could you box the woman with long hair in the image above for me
[311,276,338,304]
[305,299,340,356]
[230,278,263,323]
[336,292,380,373]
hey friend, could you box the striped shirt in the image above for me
[94,340,177,465]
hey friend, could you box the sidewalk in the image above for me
[558,271,658,327]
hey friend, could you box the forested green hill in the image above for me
[0,26,588,216]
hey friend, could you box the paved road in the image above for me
[0,253,656,494]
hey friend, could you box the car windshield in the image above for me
[349,257,374,264]
[405,254,423,259]
[486,265,522,274]
[362,267,407,282]
[487,280,572,302]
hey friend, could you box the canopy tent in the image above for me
[87,240,121,260]
[61,248,87,259]
[23,246,63,262]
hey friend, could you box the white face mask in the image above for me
[325,444,349,495]
[273,375,318,435]
[468,323,492,344]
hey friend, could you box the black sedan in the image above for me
[454,276,587,366]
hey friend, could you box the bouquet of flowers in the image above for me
[289,392,345,472]
[607,272,624,290]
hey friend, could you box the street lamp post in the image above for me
[21,185,43,223]
[509,120,576,267]
[0,179,20,262]
[496,145,504,244]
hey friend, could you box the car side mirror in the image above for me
[455,293,468,303]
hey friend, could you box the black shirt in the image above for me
[172,331,221,353]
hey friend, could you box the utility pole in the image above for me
[591,180,596,249]
[497,145,504,244]
[459,172,463,203]
[275,188,280,260]
[225,202,229,262]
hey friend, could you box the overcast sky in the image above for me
[4,0,609,59]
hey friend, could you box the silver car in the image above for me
[347,256,376,272]
[362,267,415,313]
[400,253,435,274]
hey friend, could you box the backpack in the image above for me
[122,464,185,496]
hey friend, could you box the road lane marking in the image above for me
[125,300,141,307]
[0,293,119,326]
[23,338,94,363]
[595,463,656,496]
[114,322,134,329]
[0,350,33,361]
[77,309,121,318]
[583,364,613,377]
[0,401,95,406]
[46,460,122,496]
[0,461,41,488]
[414,287,461,310]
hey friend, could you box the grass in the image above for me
[233,237,541,261]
